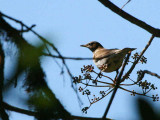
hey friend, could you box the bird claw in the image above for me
[99,64,107,71]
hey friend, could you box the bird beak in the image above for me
[80,44,87,47]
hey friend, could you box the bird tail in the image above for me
[122,48,136,53]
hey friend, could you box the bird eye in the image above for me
[88,43,93,46]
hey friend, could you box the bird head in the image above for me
[80,41,103,52]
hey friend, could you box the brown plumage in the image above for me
[81,41,136,73]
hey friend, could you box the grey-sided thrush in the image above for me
[81,41,136,74]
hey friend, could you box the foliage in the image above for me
[0,0,160,119]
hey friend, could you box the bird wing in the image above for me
[93,48,121,60]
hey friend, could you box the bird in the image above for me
[80,41,136,76]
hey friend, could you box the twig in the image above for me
[81,88,114,114]
[91,89,114,105]
[43,53,93,60]
[0,12,73,80]
[87,95,91,104]
[145,88,153,94]
[82,79,91,90]
[21,24,36,32]
[120,83,135,86]
[81,82,112,87]
[121,0,131,9]
[94,71,102,85]
[45,45,63,70]
[3,102,110,120]
[3,102,37,116]
[118,86,152,98]
[84,78,113,85]
[1,11,83,108]
[121,35,155,82]
[143,70,160,79]
[98,0,160,37]
[128,77,136,83]
[93,71,113,82]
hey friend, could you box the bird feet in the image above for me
[99,64,107,71]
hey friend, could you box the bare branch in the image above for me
[121,35,155,82]
[121,0,131,9]
[92,71,113,82]
[81,78,113,85]
[43,53,104,60]
[143,70,160,79]
[102,53,131,119]
[91,89,114,105]
[0,11,83,104]
[119,86,152,98]
[0,11,73,79]
[3,102,111,120]
[3,102,36,117]
[81,82,112,87]
[98,0,160,37]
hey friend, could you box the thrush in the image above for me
[81,41,136,74]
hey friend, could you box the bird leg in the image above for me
[113,69,119,84]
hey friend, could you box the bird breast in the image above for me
[93,53,124,72]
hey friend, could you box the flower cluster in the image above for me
[82,89,91,95]
[132,52,147,64]
[81,65,94,73]
[73,75,82,84]
[140,56,147,64]
[82,107,89,114]
[138,80,157,90]
[73,51,159,114]
[100,91,106,97]
[137,70,144,82]
[132,52,139,60]
[152,94,159,101]
[130,90,136,96]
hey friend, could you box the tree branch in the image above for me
[121,0,131,9]
[136,70,160,82]
[0,11,73,81]
[98,0,160,37]
[118,86,152,98]
[121,35,155,82]
[102,53,131,119]
[3,102,110,120]
[3,102,36,117]
[143,70,160,79]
